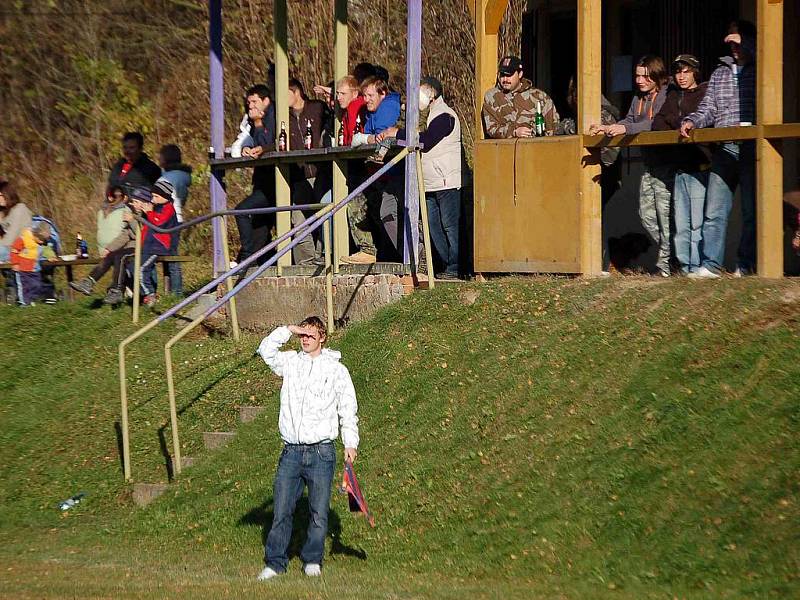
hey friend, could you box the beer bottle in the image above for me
[304,119,313,150]
[534,100,546,137]
[354,115,362,135]
[337,125,345,147]
[278,121,287,151]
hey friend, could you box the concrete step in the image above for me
[183,293,219,322]
[132,483,169,507]
[239,405,265,423]
[180,456,197,469]
[203,431,236,450]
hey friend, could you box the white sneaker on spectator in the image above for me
[304,563,321,577]
[256,566,280,581]
[733,267,753,278]
[687,266,720,280]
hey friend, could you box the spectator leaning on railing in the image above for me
[592,55,670,276]
[350,76,403,261]
[157,144,192,297]
[652,55,709,275]
[379,77,462,279]
[681,21,757,279]
[231,84,277,265]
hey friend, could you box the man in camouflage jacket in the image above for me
[482,56,559,138]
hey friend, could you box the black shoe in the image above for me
[436,272,460,281]
[44,297,58,305]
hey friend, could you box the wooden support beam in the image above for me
[274,0,291,269]
[484,0,509,34]
[332,0,349,271]
[577,0,602,276]
[756,0,784,278]
[475,0,499,139]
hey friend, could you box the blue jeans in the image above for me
[700,142,755,273]
[673,170,709,274]
[426,188,461,275]
[265,442,336,572]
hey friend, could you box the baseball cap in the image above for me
[498,56,523,76]
[672,54,700,70]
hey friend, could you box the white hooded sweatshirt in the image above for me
[257,326,360,449]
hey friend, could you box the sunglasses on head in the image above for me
[298,333,318,340]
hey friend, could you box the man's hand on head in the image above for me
[724,33,742,45]
[288,324,316,337]
[344,448,357,464]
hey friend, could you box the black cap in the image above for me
[672,54,700,70]
[420,76,443,98]
[498,56,523,76]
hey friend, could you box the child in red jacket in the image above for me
[130,180,178,306]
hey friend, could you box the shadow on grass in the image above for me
[239,497,368,562]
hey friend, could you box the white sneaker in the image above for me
[687,266,720,280]
[733,267,753,278]
[304,563,321,577]
[256,566,280,581]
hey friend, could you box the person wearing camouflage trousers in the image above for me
[482,56,559,139]
[592,55,670,276]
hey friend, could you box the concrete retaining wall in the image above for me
[234,273,408,330]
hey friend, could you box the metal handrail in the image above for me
[127,203,325,324]
[119,147,412,481]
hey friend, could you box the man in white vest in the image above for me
[378,77,462,279]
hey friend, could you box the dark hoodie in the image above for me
[108,153,162,192]
[652,82,710,171]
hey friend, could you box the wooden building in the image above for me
[471,0,799,277]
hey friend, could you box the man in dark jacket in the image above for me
[108,132,162,193]
[233,84,277,264]
[652,55,709,275]
[288,78,330,265]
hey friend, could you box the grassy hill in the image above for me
[1,276,799,599]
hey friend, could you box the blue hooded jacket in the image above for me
[364,92,401,135]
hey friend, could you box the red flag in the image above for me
[339,459,375,527]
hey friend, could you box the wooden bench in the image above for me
[0,255,195,302]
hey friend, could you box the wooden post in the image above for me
[332,0,349,272]
[474,1,506,139]
[274,0,291,270]
[756,0,784,278]
[577,0,603,276]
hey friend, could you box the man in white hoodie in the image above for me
[256,316,359,581]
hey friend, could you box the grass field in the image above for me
[1,276,799,599]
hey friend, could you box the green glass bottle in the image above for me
[534,100,546,137]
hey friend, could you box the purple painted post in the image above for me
[209,0,227,276]
[403,0,423,266]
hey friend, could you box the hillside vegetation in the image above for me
[0,0,524,253]
[1,276,799,599]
